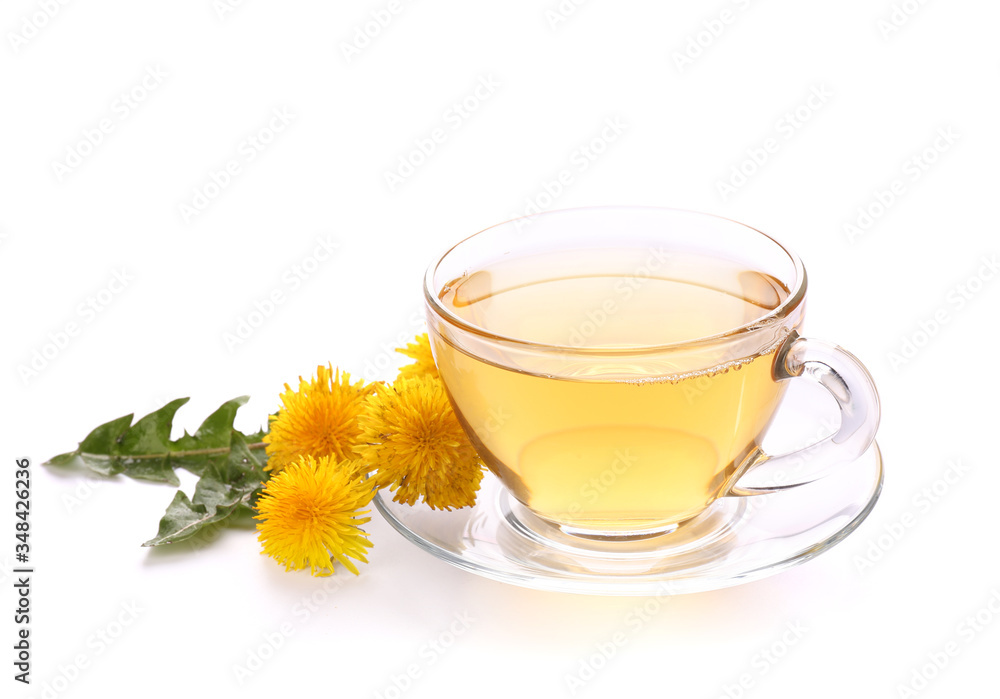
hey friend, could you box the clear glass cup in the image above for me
[423,206,880,541]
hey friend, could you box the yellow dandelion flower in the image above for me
[396,333,439,380]
[357,375,485,510]
[263,364,373,473]
[254,454,374,576]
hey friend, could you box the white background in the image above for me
[3,1,999,697]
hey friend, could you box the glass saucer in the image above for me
[374,441,883,596]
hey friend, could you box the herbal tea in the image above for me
[432,251,791,535]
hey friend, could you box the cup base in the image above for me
[501,492,745,561]
[515,505,684,542]
[553,523,680,541]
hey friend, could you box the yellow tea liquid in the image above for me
[433,252,790,535]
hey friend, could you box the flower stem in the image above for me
[84,442,267,460]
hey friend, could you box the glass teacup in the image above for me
[424,207,880,540]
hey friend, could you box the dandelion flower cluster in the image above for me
[255,454,374,576]
[357,375,485,510]
[395,333,439,380]
[255,335,486,576]
[263,364,373,474]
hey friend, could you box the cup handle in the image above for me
[728,330,881,496]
